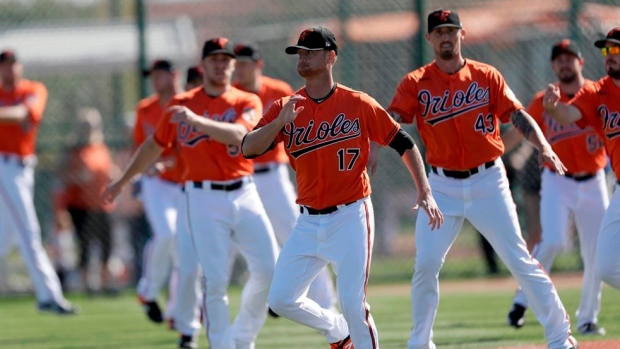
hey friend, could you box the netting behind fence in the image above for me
[0,0,618,294]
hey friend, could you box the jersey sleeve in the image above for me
[235,94,263,131]
[133,107,146,147]
[570,83,602,131]
[388,74,418,124]
[490,68,524,123]
[256,97,286,144]
[365,95,400,146]
[526,91,545,127]
[25,82,48,123]
[153,99,178,149]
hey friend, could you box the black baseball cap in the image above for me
[142,60,175,77]
[186,66,203,84]
[234,43,261,61]
[551,39,582,61]
[0,50,17,64]
[594,27,620,48]
[285,27,338,55]
[202,37,235,59]
[427,9,462,33]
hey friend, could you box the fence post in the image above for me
[136,0,148,99]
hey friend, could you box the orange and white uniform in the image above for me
[511,81,609,329]
[133,95,184,321]
[569,75,620,289]
[259,84,399,349]
[0,79,69,306]
[155,86,278,349]
[389,60,573,349]
[235,76,337,311]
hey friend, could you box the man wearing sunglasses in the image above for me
[544,27,620,291]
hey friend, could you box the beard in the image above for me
[607,66,620,79]
[557,70,577,84]
[438,43,455,60]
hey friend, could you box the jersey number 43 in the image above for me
[474,113,495,134]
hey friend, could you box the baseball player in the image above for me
[543,27,620,291]
[508,40,608,336]
[103,38,279,349]
[242,27,443,349]
[134,59,184,325]
[233,42,337,312]
[387,10,578,349]
[0,50,77,314]
[173,66,203,349]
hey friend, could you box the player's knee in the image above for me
[597,257,617,285]
[538,237,566,255]
[413,257,444,275]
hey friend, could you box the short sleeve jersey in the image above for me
[257,84,400,209]
[388,59,523,170]
[154,87,262,181]
[0,79,47,156]
[235,76,294,165]
[134,95,185,183]
[528,80,606,174]
[571,76,620,178]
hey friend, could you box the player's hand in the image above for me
[277,95,305,125]
[413,192,444,231]
[145,162,166,177]
[542,84,561,111]
[101,180,124,205]
[168,105,198,125]
[538,144,567,175]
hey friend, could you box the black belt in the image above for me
[193,180,243,191]
[300,201,356,215]
[431,160,495,179]
[562,172,596,182]
[2,154,25,167]
[254,167,272,174]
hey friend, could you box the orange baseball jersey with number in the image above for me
[0,79,47,156]
[134,95,185,183]
[388,59,522,170]
[571,76,620,178]
[528,80,606,174]
[154,87,262,181]
[257,84,400,209]
[63,143,115,211]
[235,76,294,165]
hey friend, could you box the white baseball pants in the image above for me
[596,181,620,289]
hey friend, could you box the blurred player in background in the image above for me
[233,42,337,314]
[134,59,184,325]
[508,40,608,336]
[544,27,620,292]
[103,38,279,349]
[0,49,77,314]
[56,107,119,295]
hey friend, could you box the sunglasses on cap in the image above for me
[601,46,620,56]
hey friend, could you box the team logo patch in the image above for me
[434,10,451,22]
[241,108,256,123]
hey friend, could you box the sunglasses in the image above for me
[601,46,620,56]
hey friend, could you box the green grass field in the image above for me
[0,278,618,349]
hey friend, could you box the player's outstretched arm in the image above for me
[168,105,248,146]
[367,142,381,176]
[0,104,29,124]
[101,136,164,204]
[242,95,305,157]
[542,83,583,126]
[510,109,567,175]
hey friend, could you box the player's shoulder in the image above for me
[403,62,436,82]
[17,79,47,93]
[335,84,372,99]
[171,88,201,104]
[465,59,501,76]
[230,86,261,103]
[136,94,159,109]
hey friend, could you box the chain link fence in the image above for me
[1,0,618,295]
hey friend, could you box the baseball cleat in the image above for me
[330,335,353,349]
[578,322,606,336]
[138,296,163,323]
[178,334,198,349]
[37,301,79,315]
[268,307,280,318]
[566,335,579,349]
[507,303,526,328]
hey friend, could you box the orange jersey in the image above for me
[154,87,262,181]
[0,79,47,156]
[388,59,522,170]
[258,84,400,209]
[234,76,294,165]
[572,76,620,178]
[63,143,115,211]
[528,80,606,174]
[134,95,185,183]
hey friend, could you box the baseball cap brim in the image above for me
[594,38,620,48]
[430,23,462,31]
[204,49,235,58]
[285,45,325,54]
